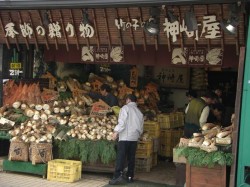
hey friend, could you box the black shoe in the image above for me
[109,175,123,185]
[127,177,134,183]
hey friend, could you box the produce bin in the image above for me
[186,163,226,187]
[47,159,82,183]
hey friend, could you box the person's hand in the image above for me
[112,132,118,140]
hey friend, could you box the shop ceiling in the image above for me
[0,1,246,52]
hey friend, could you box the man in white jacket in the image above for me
[109,94,144,185]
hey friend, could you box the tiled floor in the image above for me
[0,160,177,187]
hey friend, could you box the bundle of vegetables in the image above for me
[175,146,233,168]
[54,139,117,164]
[66,115,117,141]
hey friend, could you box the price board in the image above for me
[90,99,111,117]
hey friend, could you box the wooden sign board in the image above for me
[154,67,190,89]
[90,99,111,117]
[130,67,138,88]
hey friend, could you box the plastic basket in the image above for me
[143,121,160,138]
[135,157,152,172]
[136,141,153,158]
[47,159,82,182]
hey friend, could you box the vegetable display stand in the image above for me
[3,160,47,178]
[186,163,226,187]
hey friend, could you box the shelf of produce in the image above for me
[3,160,47,178]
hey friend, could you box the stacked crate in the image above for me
[157,112,184,129]
[158,129,183,157]
[135,140,153,172]
[143,121,160,167]
[157,112,184,158]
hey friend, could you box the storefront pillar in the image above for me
[236,14,250,187]
[0,44,3,106]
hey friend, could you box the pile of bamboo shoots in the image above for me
[188,123,233,152]
[9,119,56,143]
[66,115,117,141]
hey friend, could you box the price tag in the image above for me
[10,63,22,69]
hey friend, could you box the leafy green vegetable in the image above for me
[54,139,116,164]
[176,147,233,167]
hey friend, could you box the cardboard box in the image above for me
[173,148,186,164]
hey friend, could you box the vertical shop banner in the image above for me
[81,46,124,63]
[130,67,138,88]
[154,67,190,89]
[9,48,23,78]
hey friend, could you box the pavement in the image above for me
[0,171,177,187]
[0,171,110,187]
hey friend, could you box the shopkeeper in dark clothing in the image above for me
[109,94,144,185]
[184,91,217,138]
[89,83,118,107]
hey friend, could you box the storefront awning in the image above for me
[0,0,239,9]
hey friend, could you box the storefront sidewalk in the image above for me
[0,172,109,187]
[0,171,177,187]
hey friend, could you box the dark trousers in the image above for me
[114,141,137,178]
[184,123,201,138]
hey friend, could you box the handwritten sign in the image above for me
[188,48,206,65]
[154,67,190,89]
[90,99,111,117]
[130,67,138,88]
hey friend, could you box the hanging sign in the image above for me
[172,48,223,66]
[130,67,138,88]
[82,46,124,63]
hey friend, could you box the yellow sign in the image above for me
[10,63,22,69]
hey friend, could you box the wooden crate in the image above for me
[186,163,226,187]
